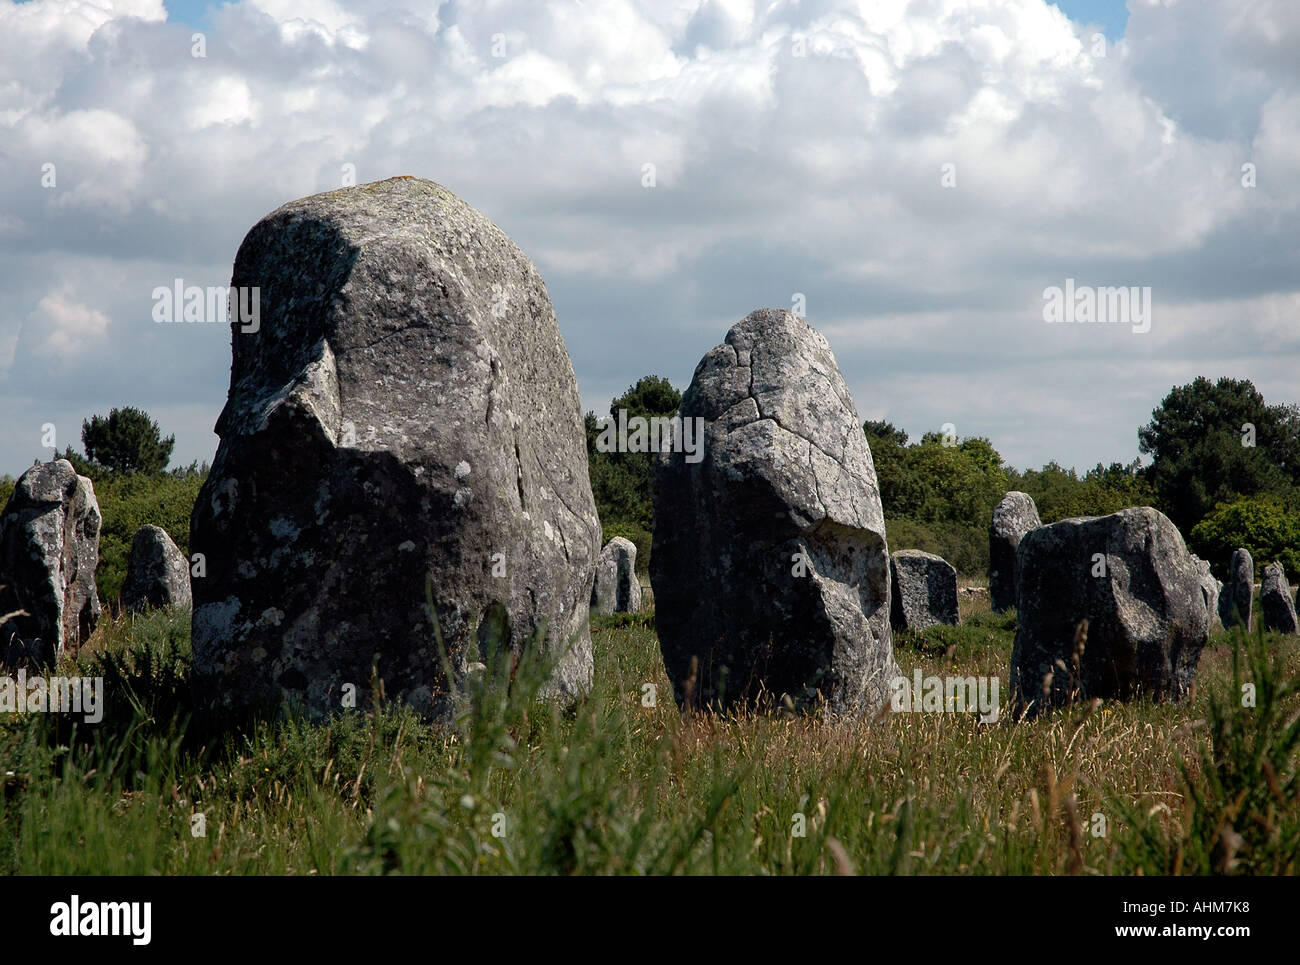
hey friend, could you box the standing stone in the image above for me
[890,550,959,631]
[0,459,101,666]
[989,492,1041,612]
[1217,583,1233,628]
[651,308,897,716]
[1260,562,1298,634]
[1225,548,1254,630]
[190,177,601,720]
[592,537,640,615]
[121,525,192,613]
[1189,554,1223,631]
[1010,507,1208,716]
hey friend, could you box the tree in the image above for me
[608,375,681,422]
[863,420,908,509]
[1189,496,1300,579]
[1138,377,1300,532]
[863,420,908,447]
[863,425,1011,575]
[57,445,98,479]
[80,407,175,475]
[585,376,683,567]
[872,431,1008,526]
[1008,459,1155,523]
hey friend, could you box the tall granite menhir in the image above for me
[651,309,898,716]
[191,177,601,719]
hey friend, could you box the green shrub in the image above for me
[886,517,987,577]
[1012,460,1155,523]
[1189,496,1300,579]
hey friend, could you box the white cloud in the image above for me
[25,291,111,357]
[0,0,1295,476]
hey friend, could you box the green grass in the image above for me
[1,601,1296,875]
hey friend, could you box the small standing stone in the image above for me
[592,537,641,615]
[989,492,1041,612]
[1260,562,1298,634]
[1225,548,1254,630]
[1010,507,1207,716]
[890,550,960,631]
[121,525,192,613]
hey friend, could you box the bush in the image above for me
[886,517,986,577]
[1189,496,1300,579]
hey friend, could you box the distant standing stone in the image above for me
[0,459,101,666]
[1189,554,1223,631]
[592,537,641,615]
[1226,548,1254,630]
[989,492,1041,612]
[121,525,192,613]
[1010,507,1208,716]
[890,550,959,631]
[1260,562,1298,634]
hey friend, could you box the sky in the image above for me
[0,0,1296,479]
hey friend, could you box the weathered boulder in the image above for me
[592,537,640,615]
[650,308,897,715]
[0,459,101,666]
[1010,507,1208,715]
[190,177,601,720]
[890,549,959,631]
[121,525,192,613]
[989,491,1041,612]
[1189,554,1223,631]
[1224,548,1254,630]
[1260,562,1298,634]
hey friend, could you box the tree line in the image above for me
[588,375,1300,579]
[3,377,1295,603]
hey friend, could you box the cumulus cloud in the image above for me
[0,0,1295,476]
[23,290,111,358]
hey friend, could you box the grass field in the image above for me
[1,590,1296,875]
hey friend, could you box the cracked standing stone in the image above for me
[650,308,898,716]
